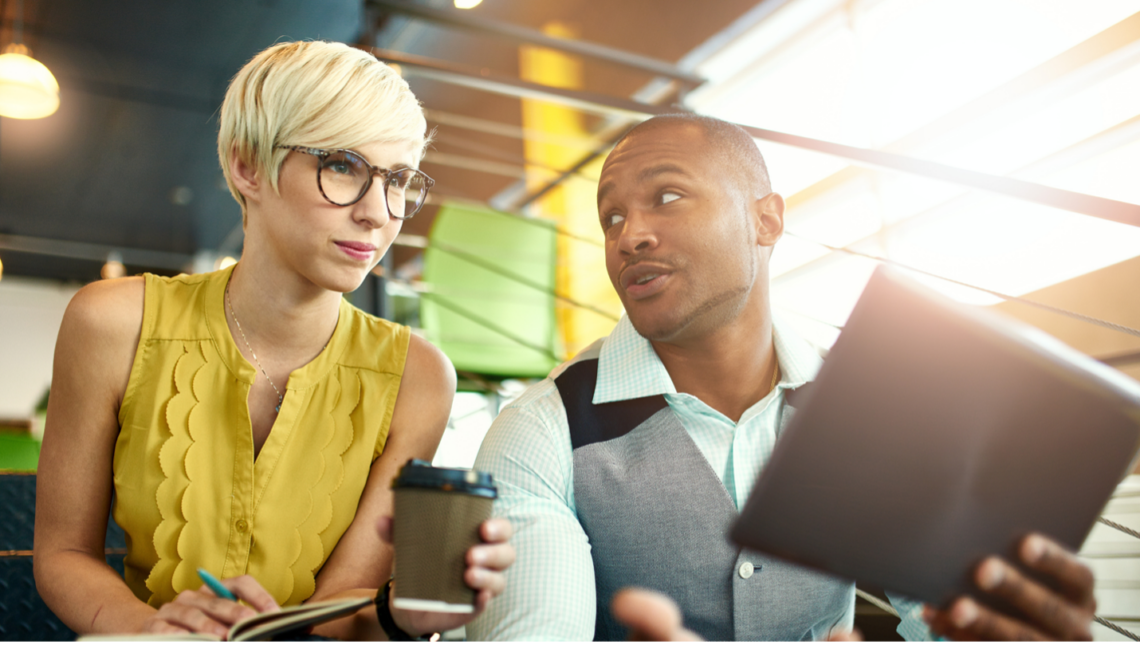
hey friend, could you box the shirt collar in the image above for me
[593,312,824,405]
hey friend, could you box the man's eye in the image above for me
[604,213,625,230]
[659,191,681,205]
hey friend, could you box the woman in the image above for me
[33,40,513,639]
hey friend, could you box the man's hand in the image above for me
[377,516,515,637]
[612,588,702,641]
[924,533,1096,640]
[611,588,862,642]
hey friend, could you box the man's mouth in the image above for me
[621,263,673,300]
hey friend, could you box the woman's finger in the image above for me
[468,541,516,571]
[159,592,231,637]
[376,515,395,545]
[465,567,507,597]
[224,574,281,613]
[480,517,513,543]
[192,589,260,625]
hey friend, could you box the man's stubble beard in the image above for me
[628,249,759,344]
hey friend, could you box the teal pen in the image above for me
[197,567,237,601]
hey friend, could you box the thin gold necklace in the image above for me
[226,286,284,413]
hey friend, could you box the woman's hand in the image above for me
[139,575,281,637]
[377,516,515,637]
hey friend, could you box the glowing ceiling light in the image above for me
[454,0,482,8]
[0,43,58,119]
[216,255,237,270]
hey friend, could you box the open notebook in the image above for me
[79,596,372,641]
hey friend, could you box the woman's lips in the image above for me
[335,241,376,262]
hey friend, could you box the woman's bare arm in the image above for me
[305,333,457,638]
[34,278,279,637]
[33,278,157,633]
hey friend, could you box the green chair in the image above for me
[421,202,561,379]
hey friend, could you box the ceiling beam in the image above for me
[362,43,1140,229]
[367,0,705,88]
[0,234,192,271]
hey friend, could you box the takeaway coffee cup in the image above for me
[391,459,498,613]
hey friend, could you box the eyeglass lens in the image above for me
[317,150,429,217]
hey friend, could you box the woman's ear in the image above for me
[754,192,785,247]
[228,147,262,205]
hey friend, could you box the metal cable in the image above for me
[854,588,899,617]
[1095,616,1140,641]
[1098,516,1140,542]
[783,232,1140,340]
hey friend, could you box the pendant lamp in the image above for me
[0,0,58,119]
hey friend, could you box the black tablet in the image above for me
[731,266,1140,607]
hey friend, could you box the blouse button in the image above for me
[235,519,249,533]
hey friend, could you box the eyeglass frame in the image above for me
[276,145,435,220]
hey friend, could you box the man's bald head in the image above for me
[611,114,772,200]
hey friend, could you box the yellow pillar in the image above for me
[519,23,623,359]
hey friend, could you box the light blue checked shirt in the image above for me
[468,314,931,641]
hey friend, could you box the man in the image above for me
[467,114,1097,641]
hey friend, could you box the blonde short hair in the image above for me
[218,41,428,221]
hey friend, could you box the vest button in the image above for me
[235,519,249,533]
[739,562,755,579]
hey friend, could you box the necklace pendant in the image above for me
[275,405,281,413]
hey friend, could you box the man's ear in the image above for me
[754,192,785,247]
[228,147,262,205]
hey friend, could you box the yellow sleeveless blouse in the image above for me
[112,265,410,608]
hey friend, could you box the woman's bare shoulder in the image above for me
[403,333,456,398]
[59,276,145,368]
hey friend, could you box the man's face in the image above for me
[597,122,761,343]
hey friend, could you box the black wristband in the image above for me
[375,578,434,642]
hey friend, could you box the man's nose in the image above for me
[617,208,657,255]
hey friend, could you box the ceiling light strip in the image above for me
[368,0,704,87]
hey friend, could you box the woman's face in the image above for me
[251,139,421,294]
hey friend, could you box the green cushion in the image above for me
[421,203,561,378]
[0,430,39,472]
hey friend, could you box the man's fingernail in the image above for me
[1023,535,1046,564]
[978,559,1003,590]
[952,599,978,629]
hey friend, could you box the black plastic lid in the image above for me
[391,459,498,499]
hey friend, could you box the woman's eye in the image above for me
[659,191,681,205]
[327,161,353,175]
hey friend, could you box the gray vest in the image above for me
[555,355,854,641]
